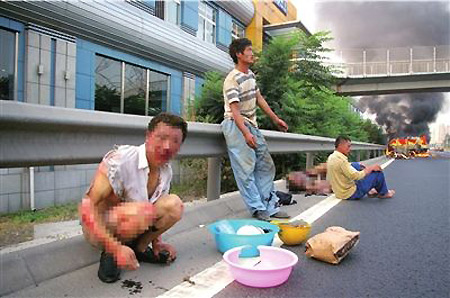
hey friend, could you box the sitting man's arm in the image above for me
[363,164,382,174]
[80,162,139,270]
[339,161,367,181]
[340,162,383,181]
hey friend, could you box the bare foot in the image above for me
[368,188,378,197]
[378,190,395,199]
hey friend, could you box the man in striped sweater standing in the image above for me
[221,38,290,221]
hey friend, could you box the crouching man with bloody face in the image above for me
[79,113,187,283]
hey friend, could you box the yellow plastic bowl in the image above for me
[271,220,311,246]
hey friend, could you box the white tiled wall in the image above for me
[0,165,96,214]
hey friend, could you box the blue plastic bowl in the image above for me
[208,219,280,254]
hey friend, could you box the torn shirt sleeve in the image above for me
[103,147,125,199]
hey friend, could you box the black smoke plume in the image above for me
[357,93,445,140]
[315,1,450,139]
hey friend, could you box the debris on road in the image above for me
[305,226,360,264]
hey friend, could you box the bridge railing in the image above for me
[324,45,450,77]
[0,101,385,201]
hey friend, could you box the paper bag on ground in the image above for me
[305,226,360,264]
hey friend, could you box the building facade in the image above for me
[0,0,297,213]
[246,0,297,51]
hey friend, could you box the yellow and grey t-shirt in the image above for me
[223,68,259,127]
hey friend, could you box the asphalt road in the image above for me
[216,158,449,298]
[6,157,449,298]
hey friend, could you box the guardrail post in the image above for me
[367,150,371,159]
[356,151,361,162]
[433,47,436,72]
[306,152,314,169]
[207,157,221,201]
[363,50,367,77]
[386,49,390,75]
[409,48,413,74]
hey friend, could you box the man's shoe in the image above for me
[98,252,121,283]
[134,246,171,264]
[270,211,290,219]
[252,210,270,221]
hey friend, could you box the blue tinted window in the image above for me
[0,28,16,100]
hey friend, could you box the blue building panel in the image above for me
[75,98,91,110]
[75,73,92,103]
[76,48,94,76]
[170,73,183,115]
[50,39,56,106]
[8,19,24,32]
[0,17,9,28]
[181,0,199,32]
[142,0,155,9]
[17,26,25,102]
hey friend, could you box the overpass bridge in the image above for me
[328,45,450,96]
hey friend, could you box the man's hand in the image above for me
[115,245,139,270]
[274,118,288,132]
[244,132,257,149]
[364,164,382,175]
[370,165,383,172]
[153,242,177,263]
[371,165,382,172]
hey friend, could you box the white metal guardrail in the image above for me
[326,45,450,77]
[0,101,384,200]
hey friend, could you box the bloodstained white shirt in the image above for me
[103,144,172,203]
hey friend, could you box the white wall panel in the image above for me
[216,0,255,25]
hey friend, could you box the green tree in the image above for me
[193,71,224,124]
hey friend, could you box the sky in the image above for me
[292,0,450,140]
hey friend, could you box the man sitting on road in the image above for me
[327,135,395,200]
[79,113,187,283]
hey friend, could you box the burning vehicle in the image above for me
[386,135,430,159]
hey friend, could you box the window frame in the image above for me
[231,20,245,40]
[165,0,181,26]
[197,1,217,44]
[94,54,170,116]
[155,0,165,20]
[182,73,196,118]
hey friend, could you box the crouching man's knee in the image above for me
[109,202,156,242]
[156,194,184,224]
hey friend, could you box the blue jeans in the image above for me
[348,162,389,200]
[221,118,280,216]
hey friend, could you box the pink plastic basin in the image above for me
[223,245,298,288]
